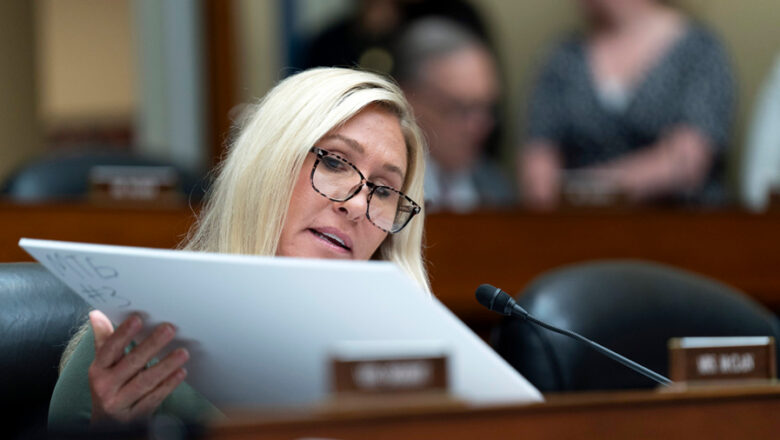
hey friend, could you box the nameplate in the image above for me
[668,336,776,383]
[329,340,450,396]
[89,165,181,205]
[332,356,448,394]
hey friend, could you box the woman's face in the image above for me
[277,105,408,260]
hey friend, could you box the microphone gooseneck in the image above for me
[477,284,672,387]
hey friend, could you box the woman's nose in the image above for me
[336,186,369,222]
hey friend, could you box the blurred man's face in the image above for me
[408,46,499,173]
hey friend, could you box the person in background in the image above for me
[518,0,734,210]
[393,18,514,212]
[48,68,430,429]
[304,0,490,74]
[742,54,780,211]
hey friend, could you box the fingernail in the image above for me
[178,368,188,380]
[162,323,175,337]
[128,315,142,330]
[177,348,190,361]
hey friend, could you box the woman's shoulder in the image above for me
[536,31,587,72]
[679,20,730,55]
[547,31,586,57]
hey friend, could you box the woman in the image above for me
[518,0,734,209]
[49,67,430,428]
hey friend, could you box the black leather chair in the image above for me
[1,149,205,202]
[0,263,90,439]
[493,260,780,392]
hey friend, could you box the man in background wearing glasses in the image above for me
[393,18,515,213]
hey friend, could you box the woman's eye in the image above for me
[322,156,349,172]
[374,186,395,199]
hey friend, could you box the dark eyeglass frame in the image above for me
[309,147,421,234]
[412,85,498,122]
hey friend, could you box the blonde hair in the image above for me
[184,67,430,293]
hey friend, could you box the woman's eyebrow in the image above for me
[382,163,405,184]
[322,134,365,154]
[321,134,405,181]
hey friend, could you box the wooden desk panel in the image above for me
[0,202,196,261]
[209,387,780,440]
[424,210,780,325]
[2,203,779,325]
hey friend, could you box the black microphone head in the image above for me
[475,284,513,316]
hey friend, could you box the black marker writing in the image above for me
[79,284,131,308]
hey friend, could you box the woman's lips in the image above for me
[308,228,352,253]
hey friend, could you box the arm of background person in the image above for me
[518,141,562,210]
[517,41,570,210]
[522,125,713,206]
[585,124,714,201]
[584,28,735,202]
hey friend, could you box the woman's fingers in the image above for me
[88,315,188,424]
[89,314,145,414]
[92,312,142,369]
[89,310,115,351]
[110,323,177,386]
[127,367,188,420]
[116,348,190,408]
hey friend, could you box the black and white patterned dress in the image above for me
[523,22,735,203]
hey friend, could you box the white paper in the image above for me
[20,238,542,409]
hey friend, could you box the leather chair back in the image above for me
[493,260,780,391]
[0,263,90,439]
[1,149,204,202]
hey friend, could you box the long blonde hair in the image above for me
[183,67,430,293]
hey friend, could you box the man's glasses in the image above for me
[416,86,497,123]
[309,147,421,233]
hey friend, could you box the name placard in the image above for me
[668,336,776,383]
[329,341,449,396]
[332,356,448,394]
[89,165,182,205]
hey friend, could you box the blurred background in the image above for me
[3,5,780,431]
[3,0,780,209]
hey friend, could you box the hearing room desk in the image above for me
[2,202,780,329]
[206,386,780,440]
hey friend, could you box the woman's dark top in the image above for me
[524,22,735,203]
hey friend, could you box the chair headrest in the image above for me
[494,260,780,391]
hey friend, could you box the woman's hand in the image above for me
[87,310,190,424]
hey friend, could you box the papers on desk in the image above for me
[20,238,542,409]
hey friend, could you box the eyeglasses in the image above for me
[309,147,421,234]
[415,86,497,122]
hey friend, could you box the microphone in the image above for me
[476,284,672,387]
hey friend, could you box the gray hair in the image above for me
[392,18,485,86]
